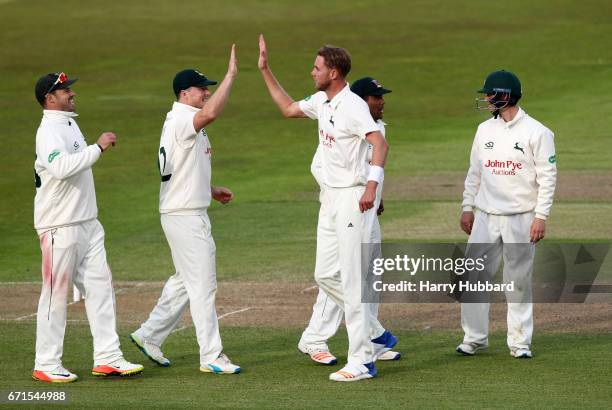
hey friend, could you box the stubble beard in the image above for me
[316,78,331,92]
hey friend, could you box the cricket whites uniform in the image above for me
[298,85,380,367]
[461,107,557,350]
[34,110,123,371]
[135,102,223,365]
[300,120,387,349]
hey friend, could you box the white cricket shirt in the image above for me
[312,119,386,195]
[34,110,102,231]
[158,102,212,215]
[300,84,379,188]
[462,107,557,219]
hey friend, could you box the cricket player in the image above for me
[130,46,240,374]
[457,70,557,358]
[298,77,400,365]
[258,34,390,382]
[32,72,143,382]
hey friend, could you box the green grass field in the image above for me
[2,324,611,409]
[1,0,611,408]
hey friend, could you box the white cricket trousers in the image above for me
[137,214,222,364]
[300,186,385,349]
[461,210,535,350]
[313,185,377,365]
[35,219,122,371]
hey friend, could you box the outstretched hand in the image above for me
[258,34,268,70]
[227,44,238,78]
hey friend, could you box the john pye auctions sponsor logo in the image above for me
[320,129,336,148]
[484,159,523,175]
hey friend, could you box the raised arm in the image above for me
[258,34,305,118]
[193,44,238,131]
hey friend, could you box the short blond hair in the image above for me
[317,46,351,77]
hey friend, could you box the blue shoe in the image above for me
[364,362,377,377]
[372,330,398,359]
[372,330,397,348]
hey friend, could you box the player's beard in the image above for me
[63,95,76,112]
[369,103,383,121]
[315,77,332,91]
[373,107,383,121]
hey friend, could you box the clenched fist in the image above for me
[97,132,117,151]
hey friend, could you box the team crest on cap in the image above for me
[194,70,205,77]
[371,79,383,88]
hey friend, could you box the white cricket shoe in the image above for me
[456,342,488,356]
[92,357,144,377]
[200,353,241,374]
[510,348,533,359]
[130,331,170,366]
[32,365,78,383]
[298,343,338,365]
[377,350,401,361]
[329,362,377,382]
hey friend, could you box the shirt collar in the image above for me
[43,109,79,121]
[325,83,350,109]
[172,101,200,113]
[498,106,525,129]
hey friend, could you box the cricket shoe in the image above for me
[510,348,533,359]
[200,353,241,374]
[372,330,398,360]
[298,343,338,365]
[329,362,377,382]
[130,331,170,366]
[377,350,401,361]
[32,366,78,383]
[456,342,488,356]
[92,358,144,377]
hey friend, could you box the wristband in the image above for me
[367,165,384,184]
[97,144,104,153]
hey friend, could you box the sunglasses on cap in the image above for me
[46,72,68,95]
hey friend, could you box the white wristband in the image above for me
[367,165,384,184]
